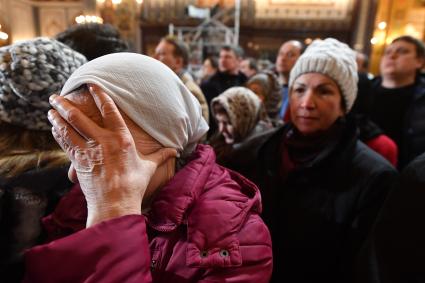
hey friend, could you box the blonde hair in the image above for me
[0,122,69,179]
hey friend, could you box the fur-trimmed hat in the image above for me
[0,37,87,130]
[288,38,358,112]
[211,86,262,141]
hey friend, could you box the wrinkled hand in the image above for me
[48,84,177,227]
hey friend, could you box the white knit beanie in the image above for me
[60,53,209,157]
[288,38,358,112]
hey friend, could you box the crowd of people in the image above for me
[0,22,424,283]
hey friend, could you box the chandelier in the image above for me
[96,0,143,5]
[75,15,104,24]
[75,0,143,25]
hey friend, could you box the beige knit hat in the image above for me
[288,38,358,112]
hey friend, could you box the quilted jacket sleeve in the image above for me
[23,215,152,283]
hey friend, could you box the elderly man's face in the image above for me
[275,41,302,76]
[154,40,182,73]
[63,86,175,208]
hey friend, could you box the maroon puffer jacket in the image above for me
[23,145,273,283]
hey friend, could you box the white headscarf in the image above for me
[60,53,209,157]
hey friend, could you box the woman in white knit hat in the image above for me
[22,53,272,282]
[241,38,398,283]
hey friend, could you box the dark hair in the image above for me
[161,35,190,66]
[221,45,244,58]
[205,56,218,69]
[392,35,425,59]
[56,23,129,61]
[244,57,258,71]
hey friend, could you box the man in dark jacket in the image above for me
[201,45,247,104]
[201,45,247,136]
[370,35,425,169]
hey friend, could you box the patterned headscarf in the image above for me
[211,87,262,142]
[0,37,87,130]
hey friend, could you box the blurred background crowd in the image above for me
[0,1,425,283]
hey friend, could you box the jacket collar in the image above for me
[146,144,261,231]
[146,144,262,267]
[259,118,358,177]
[372,75,425,102]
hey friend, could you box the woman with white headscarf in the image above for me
[22,53,272,283]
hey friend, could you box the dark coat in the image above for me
[200,71,247,105]
[357,152,425,283]
[371,76,425,169]
[246,120,398,283]
[0,165,73,283]
[23,145,273,283]
[210,120,275,176]
[350,73,398,166]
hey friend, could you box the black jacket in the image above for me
[371,76,425,169]
[210,121,275,176]
[350,72,384,142]
[0,165,73,283]
[357,152,425,283]
[247,120,398,283]
[200,70,247,105]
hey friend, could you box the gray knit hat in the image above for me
[0,37,87,130]
[288,38,358,112]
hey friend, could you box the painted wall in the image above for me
[0,0,84,43]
